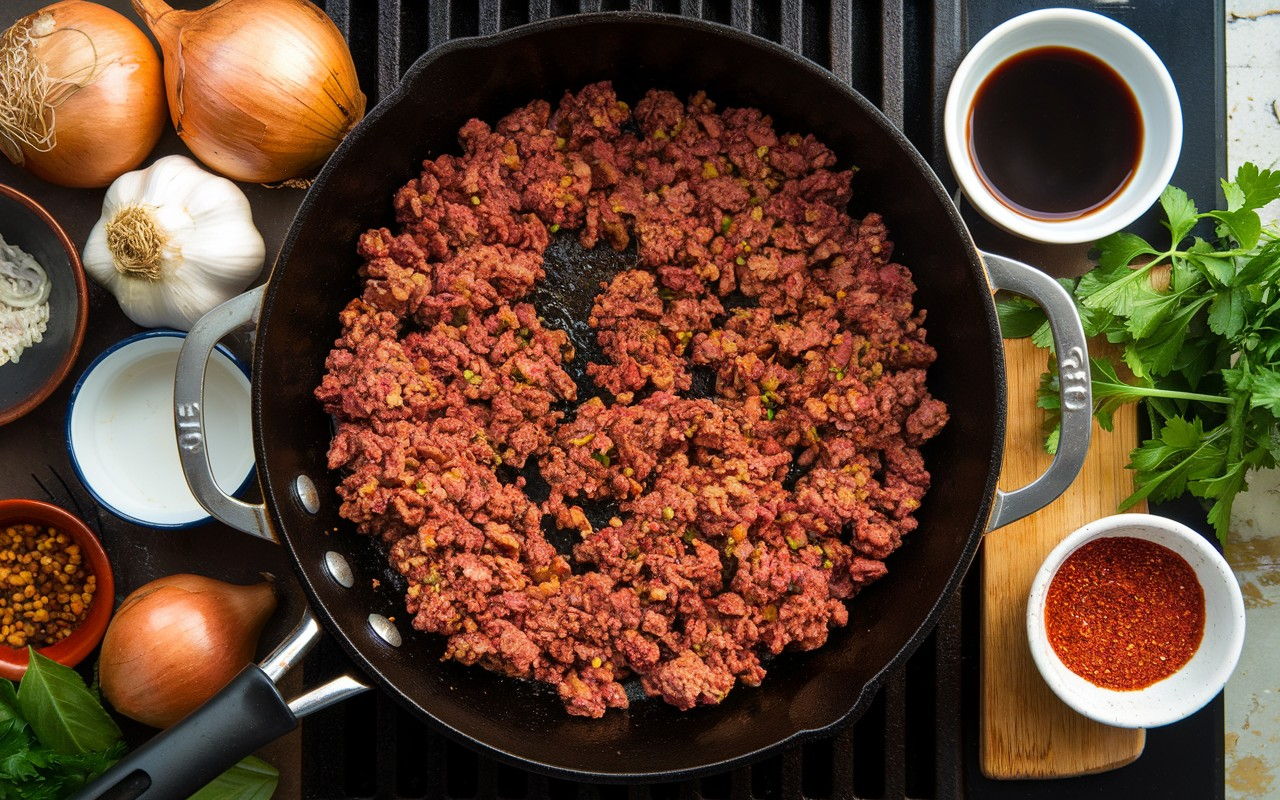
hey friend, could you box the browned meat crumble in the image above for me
[315,82,948,717]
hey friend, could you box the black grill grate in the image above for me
[302,602,963,800]
[300,3,963,798]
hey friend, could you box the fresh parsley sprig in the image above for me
[998,163,1280,543]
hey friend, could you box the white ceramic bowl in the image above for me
[1027,513,1245,728]
[943,8,1182,243]
[67,331,254,528]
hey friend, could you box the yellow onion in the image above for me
[0,1,166,188]
[132,0,366,183]
[99,573,277,729]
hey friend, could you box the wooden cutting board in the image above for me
[980,337,1147,778]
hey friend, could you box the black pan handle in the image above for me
[981,251,1093,531]
[174,286,275,541]
[73,666,298,800]
[71,611,370,800]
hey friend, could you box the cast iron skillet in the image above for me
[76,13,1091,799]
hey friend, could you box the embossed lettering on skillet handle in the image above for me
[173,287,275,541]
[981,252,1092,532]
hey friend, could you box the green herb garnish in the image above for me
[998,163,1280,542]
[189,755,280,800]
[0,649,125,799]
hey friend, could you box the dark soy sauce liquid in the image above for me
[968,46,1143,220]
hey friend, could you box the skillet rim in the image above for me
[253,9,1003,781]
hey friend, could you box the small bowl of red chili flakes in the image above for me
[0,499,114,680]
[1026,513,1245,729]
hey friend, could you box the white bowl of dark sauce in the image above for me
[943,8,1182,244]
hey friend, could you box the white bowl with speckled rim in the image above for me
[1026,513,1245,729]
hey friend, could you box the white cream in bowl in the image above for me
[67,331,253,528]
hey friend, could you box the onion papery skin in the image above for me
[2,1,166,188]
[98,573,277,729]
[133,0,367,183]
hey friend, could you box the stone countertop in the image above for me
[1225,3,1280,798]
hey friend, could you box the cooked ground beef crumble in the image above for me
[315,82,948,717]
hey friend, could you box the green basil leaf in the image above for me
[189,756,280,800]
[17,649,122,755]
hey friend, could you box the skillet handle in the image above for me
[71,611,370,800]
[71,666,298,800]
[174,286,275,541]
[981,252,1092,531]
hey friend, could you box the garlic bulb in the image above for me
[83,154,265,330]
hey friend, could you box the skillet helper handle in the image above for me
[174,286,274,541]
[981,252,1092,531]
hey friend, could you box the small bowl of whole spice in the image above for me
[0,498,114,680]
[1027,513,1245,729]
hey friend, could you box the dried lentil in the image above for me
[0,522,97,649]
[1044,536,1204,690]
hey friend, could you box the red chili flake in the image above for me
[1044,535,1205,691]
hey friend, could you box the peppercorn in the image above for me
[0,523,97,649]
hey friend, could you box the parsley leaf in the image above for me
[1012,162,1280,542]
[1230,161,1280,211]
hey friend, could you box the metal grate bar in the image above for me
[377,0,404,100]
[780,0,802,54]
[530,0,553,21]
[829,0,855,85]
[480,0,502,35]
[428,0,451,51]
[934,599,964,799]
[884,666,909,799]
[927,0,964,172]
[880,0,905,129]
[327,0,352,37]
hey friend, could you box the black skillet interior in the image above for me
[253,12,1004,781]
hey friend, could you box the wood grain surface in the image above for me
[980,337,1146,779]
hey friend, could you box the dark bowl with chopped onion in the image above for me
[0,184,88,426]
[0,498,114,680]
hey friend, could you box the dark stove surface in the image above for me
[0,1,1225,799]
